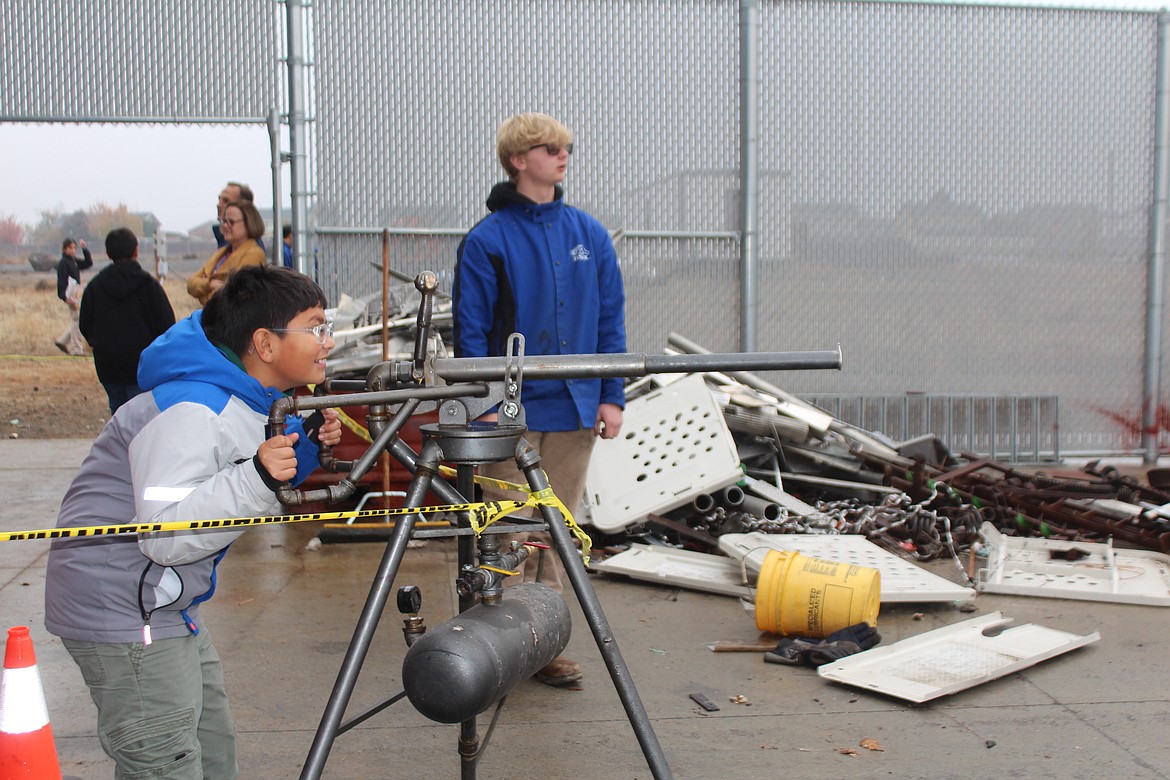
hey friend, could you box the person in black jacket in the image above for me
[79,228,176,413]
[54,236,93,355]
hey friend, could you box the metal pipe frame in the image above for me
[293,271,839,777]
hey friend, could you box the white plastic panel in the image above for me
[817,611,1101,703]
[583,375,742,533]
[718,532,976,603]
[590,544,752,599]
[976,522,1170,606]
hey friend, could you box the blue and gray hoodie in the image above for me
[45,311,321,645]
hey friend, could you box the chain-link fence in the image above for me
[2,0,1163,456]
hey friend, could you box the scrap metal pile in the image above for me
[591,333,1170,561]
[324,277,453,377]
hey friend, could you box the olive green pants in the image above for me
[63,626,237,779]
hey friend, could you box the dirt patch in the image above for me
[1,358,110,439]
[0,267,198,440]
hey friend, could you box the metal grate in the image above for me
[807,393,1061,463]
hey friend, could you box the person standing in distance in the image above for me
[212,181,254,248]
[453,112,627,688]
[54,236,94,355]
[79,227,176,413]
[187,200,268,306]
[282,224,294,268]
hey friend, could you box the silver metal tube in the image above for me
[285,0,310,276]
[1144,12,1170,464]
[268,108,283,266]
[315,225,469,237]
[739,0,760,352]
[430,349,841,383]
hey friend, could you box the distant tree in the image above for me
[0,215,23,245]
[87,201,144,241]
[59,209,90,243]
[29,209,64,246]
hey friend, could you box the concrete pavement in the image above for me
[1,438,1168,779]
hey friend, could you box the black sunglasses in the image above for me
[528,142,574,156]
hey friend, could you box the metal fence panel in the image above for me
[0,0,282,120]
[5,0,1161,455]
[311,1,1156,454]
[758,2,1156,454]
[310,0,742,352]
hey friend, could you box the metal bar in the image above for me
[286,0,310,276]
[0,115,267,123]
[315,226,741,241]
[289,383,488,413]
[990,398,998,461]
[1033,397,1041,462]
[1144,11,1170,464]
[1055,397,1062,461]
[969,398,975,456]
[946,396,954,453]
[517,444,673,779]
[316,225,469,237]
[611,229,740,240]
[268,108,283,266]
[1010,398,1019,463]
[739,0,760,352]
[431,349,841,383]
[381,230,391,362]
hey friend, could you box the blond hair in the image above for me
[496,113,573,181]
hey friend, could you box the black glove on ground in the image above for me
[763,622,881,667]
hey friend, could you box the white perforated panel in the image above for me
[583,375,742,533]
[718,531,976,603]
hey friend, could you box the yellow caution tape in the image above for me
[336,407,375,443]
[1,483,592,564]
[0,502,515,543]
[3,415,594,564]
[437,465,592,564]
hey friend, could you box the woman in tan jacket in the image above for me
[187,200,268,305]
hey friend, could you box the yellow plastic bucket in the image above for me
[754,550,881,638]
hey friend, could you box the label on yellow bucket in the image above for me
[755,550,881,638]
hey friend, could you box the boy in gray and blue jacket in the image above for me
[45,264,342,779]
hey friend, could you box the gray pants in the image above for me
[55,301,86,356]
[63,626,238,779]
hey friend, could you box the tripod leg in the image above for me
[299,440,445,780]
[515,439,674,780]
[455,464,480,780]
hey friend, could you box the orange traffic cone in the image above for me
[0,626,62,779]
